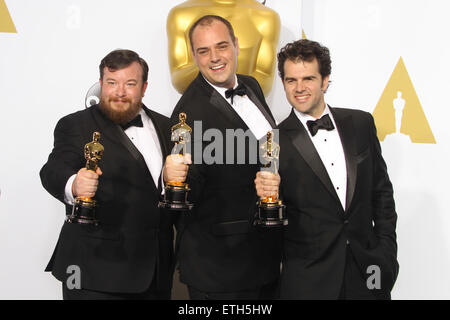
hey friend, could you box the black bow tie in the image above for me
[225,83,247,104]
[306,114,335,136]
[121,114,143,130]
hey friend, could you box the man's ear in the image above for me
[322,75,330,93]
[141,81,148,97]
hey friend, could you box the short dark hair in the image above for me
[99,49,149,83]
[188,15,236,51]
[277,39,331,81]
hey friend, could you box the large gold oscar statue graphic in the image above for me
[167,0,280,96]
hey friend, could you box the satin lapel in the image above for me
[91,105,154,186]
[209,87,249,130]
[143,105,168,193]
[143,105,168,161]
[243,83,276,128]
[330,107,357,212]
[191,74,247,129]
[283,110,340,202]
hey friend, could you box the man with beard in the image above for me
[40,49,174,299]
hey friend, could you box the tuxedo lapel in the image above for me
[283,110,340,203]
[91,105,156,189]
[209,89,249,130]
[194,74,248,130]
[143,105,168,193]
[143,105,168,162]
[240,79,276,128]
[330,107,357,212]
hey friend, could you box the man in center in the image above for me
[163,15,283,299]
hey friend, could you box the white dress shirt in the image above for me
[64,108,163,205]
[294,104,348,209]
[204,75,273,140]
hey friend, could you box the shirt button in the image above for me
[337,187,340,190]
[346,240,350,245]
[344,220,349,224]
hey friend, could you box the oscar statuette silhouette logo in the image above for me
[67,132,104,225]
[373,57,436,144]
[159,113,194,211]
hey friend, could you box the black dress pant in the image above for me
[187,279,279,300]
[62,278,170,300]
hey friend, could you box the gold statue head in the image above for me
[171,112,192,144]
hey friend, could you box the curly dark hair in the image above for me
[277,39,331,80]
[99,49,149,83]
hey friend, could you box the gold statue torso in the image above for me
[84,132,104,172]
[167,0,280,96]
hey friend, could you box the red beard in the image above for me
[99,97,142,125]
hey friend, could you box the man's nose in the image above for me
[116,83,126,96]
[295,81,306,93]
[210,49,220,63]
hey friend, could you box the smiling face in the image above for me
[99,61,148,124]
[282,58,329,119]
[191,19,239,89]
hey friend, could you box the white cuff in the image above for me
[64,174,77,205]
[160,169,165,195]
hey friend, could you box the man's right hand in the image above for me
[72,167,102,198]
[163,154,191,185]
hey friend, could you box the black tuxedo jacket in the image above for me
[278,107,399,299]
[40,104,174,294]
[170,73,283,293]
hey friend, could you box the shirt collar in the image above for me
[293,103,336,131]
[202,74,239,102]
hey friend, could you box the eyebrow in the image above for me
[196,41,230,52]
[104,78,138,82]
[216,41,229,46]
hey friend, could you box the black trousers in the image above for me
[339,248,389,300]
[187,279,279,300]
[62,279,170,300]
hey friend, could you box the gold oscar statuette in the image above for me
[254,131,287,227]
[159,113,194,211]
[67,132,104,225]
